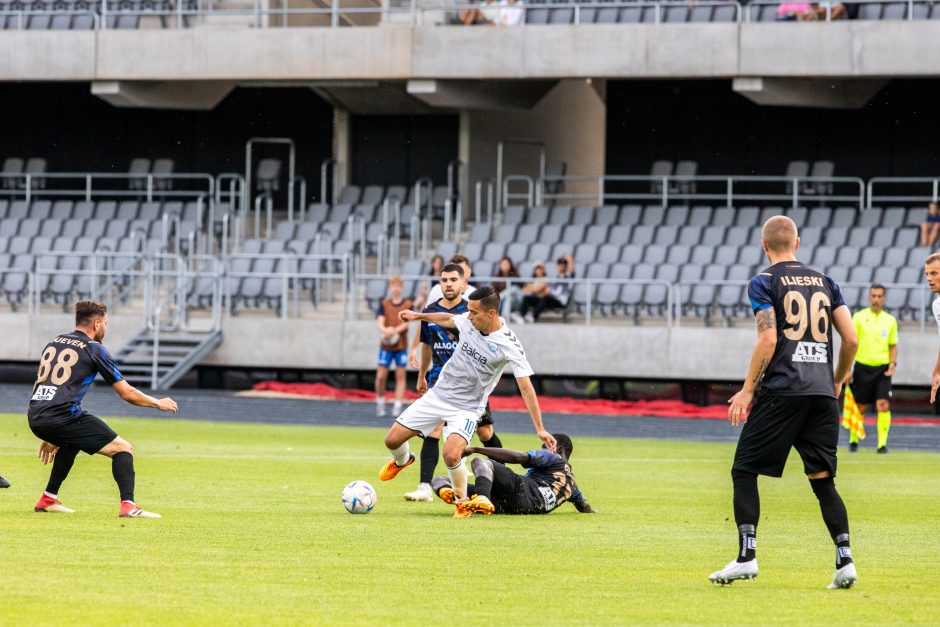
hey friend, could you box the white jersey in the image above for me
[427,283,475,305]
[428,313,533,414]
[934,296,940,335]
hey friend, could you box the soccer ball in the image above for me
[342,480,376,514]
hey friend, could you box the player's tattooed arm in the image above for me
[755,306,776,333]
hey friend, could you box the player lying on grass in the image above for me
[27,300,178,518]
[430,433,595,517]
[379,286,555,515]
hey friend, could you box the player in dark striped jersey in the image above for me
[27,300,178,518]
[431,433,594,517]
[709,216,859,590]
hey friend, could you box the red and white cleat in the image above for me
[119,501,161,519]
[34,493,75,513]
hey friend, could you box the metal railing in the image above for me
[0,10,98,28]
[537,174,867,209]
[744,0,929,21]
[0,172,215,204]
[867,177,940,208]
[7,0,934,29]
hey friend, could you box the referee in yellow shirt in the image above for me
[849,284,898,453]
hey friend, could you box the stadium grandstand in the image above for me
[0,2,940,428]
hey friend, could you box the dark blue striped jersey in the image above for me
[27,331,124,424]
[521,449,586,514]
[419,298,468,387]
[748,261,846,398]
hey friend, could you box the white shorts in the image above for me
[395,391,480,443]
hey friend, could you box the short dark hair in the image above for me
[76,300,108,327]
[469,286,500,312]
[442,263,464,277]
[553,433,574,459]
[450,254,470,267]
[870,283,886,293]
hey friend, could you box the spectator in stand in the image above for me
[375,276,413,418]
[921,202,940,248]
[493,255,522,323]
[416,254,445,307]
[428,254,445,278]
[518,255,576,322]
[776,2,814,19]
[497,0,525,25]
[460,0,499,24]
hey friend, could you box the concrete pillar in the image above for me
[464,78,606,219]
[332,108,351,203]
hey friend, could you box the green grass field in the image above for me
[1,412,938,625]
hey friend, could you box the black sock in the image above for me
[45,446,79,495]
[809,476,852,568]
[482,433,503,448]
[732,470,760,562]
[419,437,439,485]
[475,476,493,499]
[112,452,136,503]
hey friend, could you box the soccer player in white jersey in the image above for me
[379,286,556,516]
[924,253,940,403]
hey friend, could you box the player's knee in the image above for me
[807,470,830,480]
[470,457,491,474]
[476,424,493,441]
[442,449,462,468]
[876,399,890,412]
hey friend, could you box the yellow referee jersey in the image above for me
[852,307,898,367]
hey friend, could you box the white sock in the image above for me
[376,396,385,406]
[389,442,410,466]
[447,462,469,500]
[43,491,57,499]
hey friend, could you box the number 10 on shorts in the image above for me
[462,419,476,439]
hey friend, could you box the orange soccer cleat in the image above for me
[456,494,495,516]
[379,454,415,481]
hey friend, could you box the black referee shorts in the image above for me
[733,394,839,478]
[852,362,892,405]
[29,412,118,455]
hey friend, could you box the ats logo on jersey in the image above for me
[31,385,57,401]
[460,342,488,366]
[792,341,828,363]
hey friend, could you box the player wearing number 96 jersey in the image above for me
[27,300,178,518]
[710,216,860,590]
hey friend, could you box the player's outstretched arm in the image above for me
[574,499,596,514]
[113,380,178,413]
[398,310,456,328]
[516,376,556,450]
[417,344,432,395]
[728,307,777,427]
[462,445,529,465]
[831,305,858,398]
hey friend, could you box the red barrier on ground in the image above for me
[252,381,940,425]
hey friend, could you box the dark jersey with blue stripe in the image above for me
[748,261,846,398]
[419,298,468,387]
[520,449,586,514]
[27,331,124,425]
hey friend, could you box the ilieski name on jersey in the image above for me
[792,341,828,363]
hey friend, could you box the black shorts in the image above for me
[852,363,892,405]
[29,412,118,455]
[733,394,839,478]
[478,403,494,427]
[487,461,538,514]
